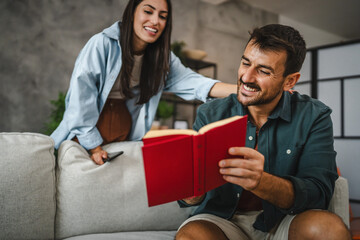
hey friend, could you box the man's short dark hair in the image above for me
[248,24,306,77]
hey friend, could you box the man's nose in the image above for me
[241,67,256,83]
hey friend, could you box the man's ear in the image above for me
[283,72,300,91]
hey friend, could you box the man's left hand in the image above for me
[219,147,264,191]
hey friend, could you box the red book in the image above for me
[142,115,247,207]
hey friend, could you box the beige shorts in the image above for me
[178,211,296,240]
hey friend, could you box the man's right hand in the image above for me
[182,194,205,205]
[90,146,108,165]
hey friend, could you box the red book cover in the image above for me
[142,115,247,207]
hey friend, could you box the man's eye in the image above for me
[260,70,270,75]
[242,62,250,66]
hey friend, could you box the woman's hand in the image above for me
[89,146,108,165]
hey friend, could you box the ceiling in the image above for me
[203,0,360,40]
[241,0,360,40]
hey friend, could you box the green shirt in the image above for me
[181,92,338,232]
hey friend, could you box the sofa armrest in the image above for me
[0,133,56,240]
[328,176,349,227]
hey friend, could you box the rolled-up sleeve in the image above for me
[164,52,219,102]
[63,34,108,150]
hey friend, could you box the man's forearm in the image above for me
[182,194,206,206]
[252,172,295,209]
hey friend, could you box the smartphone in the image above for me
[103,151,124,163]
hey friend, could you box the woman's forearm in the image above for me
[208,82,237,98]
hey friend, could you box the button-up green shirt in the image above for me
[180,92,338,232]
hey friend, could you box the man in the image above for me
[176,24,351,240]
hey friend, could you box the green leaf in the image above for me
[171,41,187,66]
[43,92,66,135]
[156,100,174,120]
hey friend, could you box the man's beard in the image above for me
[237,78,283,107]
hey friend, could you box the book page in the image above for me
[143,129,197,139]
[198,115,243,134]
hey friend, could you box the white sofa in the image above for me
[0,132,350,240]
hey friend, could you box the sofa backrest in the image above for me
[55,140,193,239]
[0,133,56,240]
[0,132,350,239]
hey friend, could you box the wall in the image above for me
[0,0,276,133]
[172,0,277,122]
[0,0,127,132]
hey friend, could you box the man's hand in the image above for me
[182,195,205,205]
[219,147,264,191]
[90,146,108,165]
[219,147,295,208]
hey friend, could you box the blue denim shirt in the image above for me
[179,92,338,232]
[51,22,219,150]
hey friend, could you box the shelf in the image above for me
[159,58,217,128]
[184,58,217,79]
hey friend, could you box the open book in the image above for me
[142,115,247,207]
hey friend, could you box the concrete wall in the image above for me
[0,0,127,132]
[0,0,276,133]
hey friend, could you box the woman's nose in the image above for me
[150,15,159,25]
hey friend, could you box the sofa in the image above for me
[0,132,350,240]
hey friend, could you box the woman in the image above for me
[51,0,236,165]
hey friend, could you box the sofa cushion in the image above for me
[64,231,177,240]
[0,133,56,240]
[56,140,192,239]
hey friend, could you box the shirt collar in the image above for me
[268,91,292,122]
[233,91,292,122]
[102,21,121,40]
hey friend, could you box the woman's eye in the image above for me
[144,10,152,14]
[160,15,167,20]
[242,62,250,66]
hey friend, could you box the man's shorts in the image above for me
[178,211,296,240]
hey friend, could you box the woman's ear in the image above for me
[283,72,300,91]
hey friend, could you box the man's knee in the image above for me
[289,210,351,240]
[176,220,228,240]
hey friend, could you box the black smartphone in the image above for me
[103,151,124,163]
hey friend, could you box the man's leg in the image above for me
[288,210,351,240]
[176,220,229,240]
[175,213,252,240]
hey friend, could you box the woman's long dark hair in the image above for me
[119,0,172,105]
